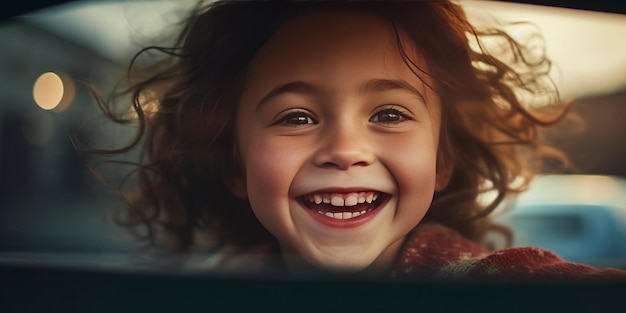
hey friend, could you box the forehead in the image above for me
[262,9,397,58]
[240,8,432,99]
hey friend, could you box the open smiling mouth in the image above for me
[298,191,390,220]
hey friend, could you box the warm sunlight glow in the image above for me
[463,0,626,100]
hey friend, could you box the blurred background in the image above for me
[0,0,625,271]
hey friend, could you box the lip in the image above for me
[299,187,382,194]
[297,190,390,229]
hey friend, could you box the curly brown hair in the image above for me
[79,0,568,255]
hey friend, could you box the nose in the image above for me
[313,124,376,170]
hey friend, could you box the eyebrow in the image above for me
[256,81,317,111]
[361,78,426,103]
[256,78,425,110]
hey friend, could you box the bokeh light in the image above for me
[33,71,75,112]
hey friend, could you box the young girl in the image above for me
[83,0,626,280]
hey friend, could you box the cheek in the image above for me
[398,149,438,203]
[240,138,287,238]
[242,136,306,220]
[378,133,439,212]
[382,131,438,176]
[245,140,287,196]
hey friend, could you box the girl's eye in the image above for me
[370,108,411,124]
[275,111,318,126]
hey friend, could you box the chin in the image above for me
[303,250,380,275]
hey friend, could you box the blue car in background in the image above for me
[496,174,626,269]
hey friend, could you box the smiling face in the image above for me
[235,9,450,275]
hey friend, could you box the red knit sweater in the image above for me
[391,223,626,281]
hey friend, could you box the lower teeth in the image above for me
[318,210,369,220]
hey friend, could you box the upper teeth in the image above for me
[307,192,378,207]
